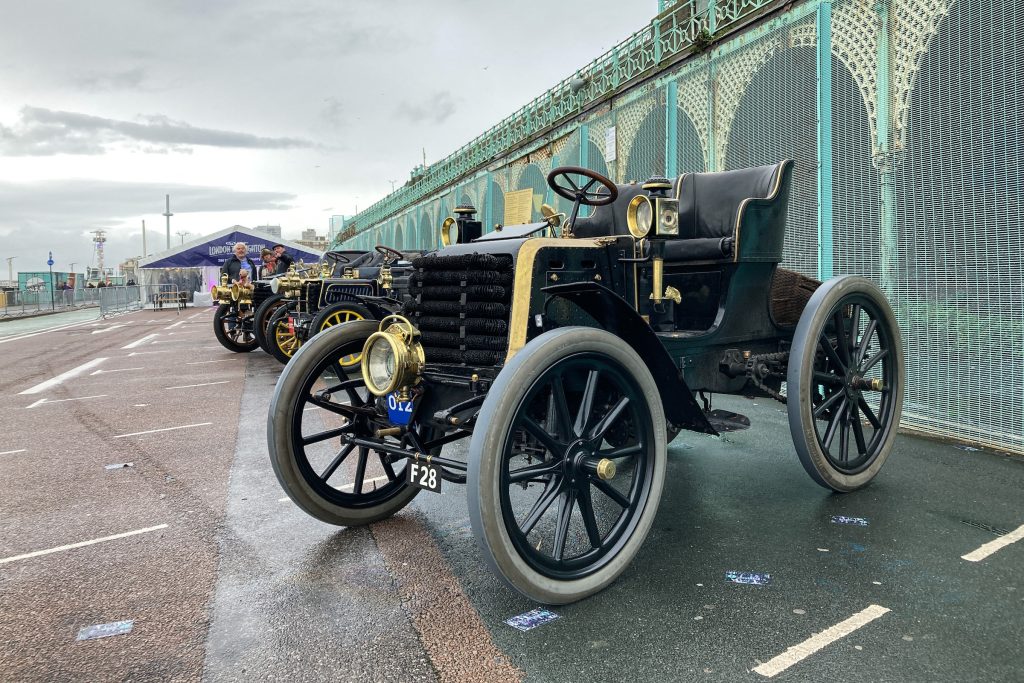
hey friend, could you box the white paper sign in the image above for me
[605,126,617,162]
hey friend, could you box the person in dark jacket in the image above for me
[222,242,259,283]
[272,244,294,274]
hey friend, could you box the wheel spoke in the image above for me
[849,304,861,354]
[306,394,359,418]
[818,336,847,373]
[320,443,354,481]
[519,477,563,536]
[861,348,888,373]
[301,424,352,446]
[856,319,878,365]
[814,371,844,386]
[839,416,850,462]
[521,416,565,457]
[552,489,576,561]
[598,443,642,459]
[858,396,882,429]
[591,476,630,508]
[379,452,397,481]
[578,485,603,549]
[813,388,845,419]
[574,370,600,437]
[353,447,368,494]
[508,458,562,483]
[850,402,868,456]
[833,310,852,366]
[551,379,573,442]
[588,396,630,441]
[822,396,848,449]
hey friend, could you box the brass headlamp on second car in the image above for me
[360,315,424,400]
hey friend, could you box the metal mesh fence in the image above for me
[337,0,1024,452]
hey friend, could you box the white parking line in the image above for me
[26,394,107,409]
[128,350,169,356]
[0,449,27,456]
[166,381,230,390]
[0,319,95,345]
[753,605,891,678]
[91,367,145,376]
[19,358,108,395]
[185,359,234,365]
[91,324,125,335]
[121,333,159,349]
[962,522,1024,562]
[164,320,185,329]
[0,524,169,565]
[113,422,212,438]
[187,310,208,320]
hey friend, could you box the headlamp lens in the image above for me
[366,335,397,393]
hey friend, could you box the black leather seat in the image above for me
[571,184,647,238]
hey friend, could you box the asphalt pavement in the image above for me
[0,307,1021,682]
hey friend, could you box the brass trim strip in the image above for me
[505,238,607,363]
[732,160,790,262]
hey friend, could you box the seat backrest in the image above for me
[571,183,647,238]
[675,162,784,239]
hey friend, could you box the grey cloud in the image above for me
[0,107,318,156]
[74,67,149,92]
[395,91,457,125]
[0,179,296,269]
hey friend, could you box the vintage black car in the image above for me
[259,248,414,364]
[267,162,905,604]
[211,275,274,353]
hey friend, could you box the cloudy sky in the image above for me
[0,1,651,277]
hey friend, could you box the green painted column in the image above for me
[666,80,678,178]
[484,174,494,233]
[875,0,897,296]
[579,124,590,218]
[816,0,834,279]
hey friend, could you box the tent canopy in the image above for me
[139,226,323,269]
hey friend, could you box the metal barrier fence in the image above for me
[337,0,1024,454]
[98,285,186,317]
[0,288,101,318]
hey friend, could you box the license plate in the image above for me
[287,317,295,334]
[386,392,415,426]
[406,460,441,493]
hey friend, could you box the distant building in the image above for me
[301,228,318,241]
[254,224,283,239]
[296,237,328,251]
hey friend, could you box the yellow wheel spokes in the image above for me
[275,321,300,357]
[320,307,366,368]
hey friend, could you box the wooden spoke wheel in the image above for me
[787,276,905,491]
[213,304,258,352]
[468,327,666,604]
[309,302,373,368]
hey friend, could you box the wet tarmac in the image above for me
[0,307,1021,681]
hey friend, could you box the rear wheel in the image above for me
[268,320,421,526]
[787,276,904,491]
[213,304,258,352]
[468,327,666,604]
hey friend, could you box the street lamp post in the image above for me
[5,256,15,283]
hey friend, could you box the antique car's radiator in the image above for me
[252,282,272,310]
[403,253,513,365]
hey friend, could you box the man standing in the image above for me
[222,242,259,283]
[272,244,294,274]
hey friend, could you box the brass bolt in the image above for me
[870,378,884,391]
[375,427,402,438]
[549,273,559,282]
[596,458,616,481]
[742,350,751,360]
[594,274,602,281]
[448,416,461,426]
[470,373,479,382]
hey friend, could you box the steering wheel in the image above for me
[324,250,351,265]
[547,166,618,206]
[375,244,404,264]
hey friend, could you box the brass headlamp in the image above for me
[211,274,233,303]
[230,282,254,304]
[270,266,303,298]
[360,315,425,398]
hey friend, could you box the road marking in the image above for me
[753,605,890,678]
[113,422,212,438]
[962,522,1024,562]
[186,359,234,365]
[91,367,144,376]
[0,319,95,345]
[26,394,107,409]
[0,524,169,565]
[121,333,158,349]
[0,449,27,456]
[166,381,230,390]
[187,310,208,319]
[91,324,125,335]
[165,320,185,329]
[19,358,108,395]
[128,350,169,356]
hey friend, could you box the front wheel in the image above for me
[213,304,258,352]
[267,306,304,364]
[787,276,905,491]
[268,320,420,526]
[468,327,667,604]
